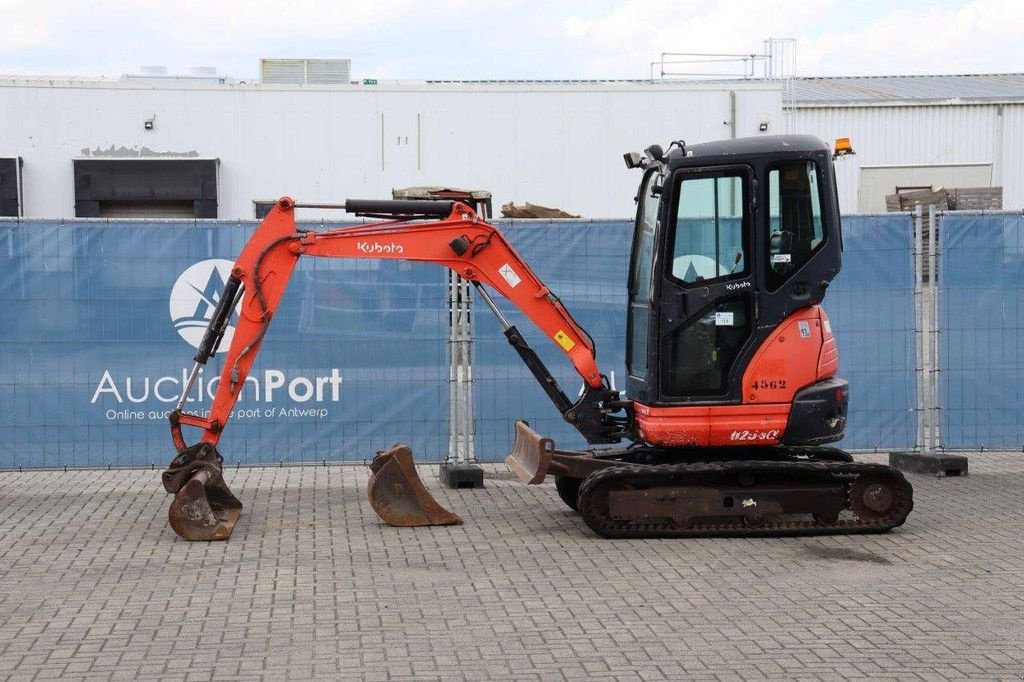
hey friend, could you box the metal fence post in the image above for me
[441,240,484,489]
[913,205,925,451]
[928,206,941,453]
[889,206,967,476]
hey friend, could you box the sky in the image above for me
[0,0,1021,81]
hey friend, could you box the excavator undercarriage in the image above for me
[506,421,913,538]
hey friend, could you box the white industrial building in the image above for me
[786,74,1024,213]
[0,62,1021,219]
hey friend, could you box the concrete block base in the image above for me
[440,461,485,489]
[889,451,969,477]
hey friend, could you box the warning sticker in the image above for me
[498,263,521,288]
[554,330,576,351]
[771,254,792,263]
[824,319,832,334]
[798,321,811,338]
[715,312,734,326]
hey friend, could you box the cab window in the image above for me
[627,171,662,377]
[669,174,747,285]
[767,161,826,290]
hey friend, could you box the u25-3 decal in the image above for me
[729,429,781,441]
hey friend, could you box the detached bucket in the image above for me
[368,444,463,527]
[505,420,554,484]
[162,444,242,541]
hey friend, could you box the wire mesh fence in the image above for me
[472,220,631,456]
[827,213,917,450]
[0,219,449,468]
[0,213,934,469]
[939,211,1024,450]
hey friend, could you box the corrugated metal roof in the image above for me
[3,71,1023,103]
[426,78,660,84]
[787,73,1024,104]
[427,74,1024,104]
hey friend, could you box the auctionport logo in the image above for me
[169,259,241,350]
[89,258,344,418]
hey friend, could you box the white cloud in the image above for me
[0,0,57,51]
[563,0,1023,77]
[0,0,432,76]
[560,0,838,77]
[563,17,593,38]
[0,0,1020,79]
[802,0,1024,75]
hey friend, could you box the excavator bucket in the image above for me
[367,444,463,527]
[167,469,242,541]
[162,444,242,541]
[505,420,555,484]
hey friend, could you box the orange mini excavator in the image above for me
[161,135,913,541]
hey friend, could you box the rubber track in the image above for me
[577,459,913,539]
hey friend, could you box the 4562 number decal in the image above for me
[752,378,787,390]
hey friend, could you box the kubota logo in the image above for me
[356,241,404,255]
[169,259,242,350]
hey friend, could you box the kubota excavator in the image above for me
[161,134,913,541]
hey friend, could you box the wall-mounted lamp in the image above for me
[144,115,156,131]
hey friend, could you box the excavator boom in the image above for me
[163,197,627,540]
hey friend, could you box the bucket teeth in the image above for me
[367,444,463,527]
[505,420,555,484]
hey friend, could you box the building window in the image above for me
[73,158,219,218]
[254,201,276,219]
[0,157,23,217]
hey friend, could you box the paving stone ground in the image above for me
[1,453,1022,681]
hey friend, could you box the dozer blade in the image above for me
[505,420,554,484]
[367,444,463,527]
[162,443,242,541]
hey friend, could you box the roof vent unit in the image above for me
[260,59,352,85]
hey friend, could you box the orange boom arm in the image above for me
[169,197,629,454]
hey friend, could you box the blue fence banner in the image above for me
[0,219,449,468]
[826,214,917,450]
[939,211,1024,449]
[472,220,631,455]
[1,215,917,469]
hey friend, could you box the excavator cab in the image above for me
[624,135,848,447]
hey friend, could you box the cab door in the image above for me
[660,166,756,403]
[761,158,842,314]
[625,168,662,404]
[627,165,757,405]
